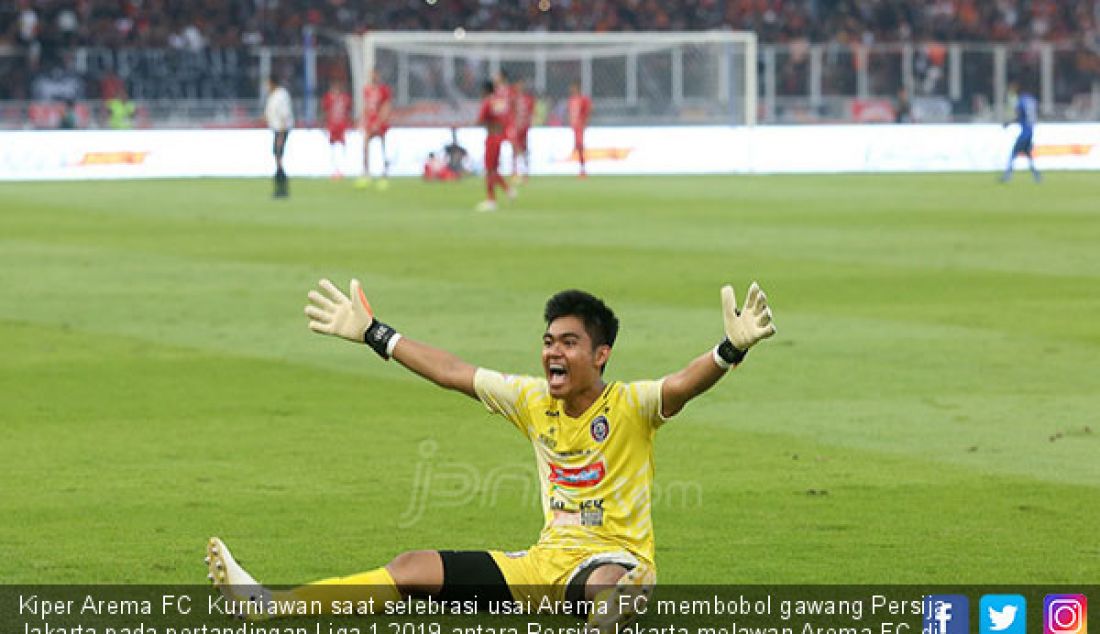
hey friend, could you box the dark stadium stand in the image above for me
[1,0,1098,125]
[3,1,1098,54]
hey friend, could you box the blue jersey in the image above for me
[1016,93,1037,136]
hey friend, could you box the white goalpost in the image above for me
[345,31,758,128]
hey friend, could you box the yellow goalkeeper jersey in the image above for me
[474,368,666,565]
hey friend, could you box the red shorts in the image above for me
[365,119,389,139]
[328,125,347,144]
[514,127,530,152]
[573,126,585,148]
[485,133,506,171]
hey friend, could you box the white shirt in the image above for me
[20,9,38,40]
[265,86,293,131]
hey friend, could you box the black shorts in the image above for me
[435,551,511,607]
[272,130,290,158]
[437,550,630,614]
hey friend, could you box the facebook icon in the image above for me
[926,595,971,634]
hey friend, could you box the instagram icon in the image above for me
[1045,595,1087,634]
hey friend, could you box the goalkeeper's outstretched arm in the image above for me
[660,282,776,419]
[304,278,478,399]
[391,337,477,398]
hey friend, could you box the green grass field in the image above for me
[1,174,1097,585]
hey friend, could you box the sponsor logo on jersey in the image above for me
[548,461,606,488]
[538,433,557,450]
[549,499,605,527]
[580,499,605,527]
[550,448,594,459]
[590,415,609,442]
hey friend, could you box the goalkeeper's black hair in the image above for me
[544,290,619,373]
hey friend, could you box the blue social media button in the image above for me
[926,595,971,634]
[981,595,1026,634]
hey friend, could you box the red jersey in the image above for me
[478,92,512,134]
[568,94,592,129]
[493,84,515,130]
[363,83,392,123]
[321,90,352,128]
[514,91,536,130]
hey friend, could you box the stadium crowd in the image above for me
[2,0,1099,124]
[3,0,1098,52]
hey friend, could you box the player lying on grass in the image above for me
[206,280,775,632]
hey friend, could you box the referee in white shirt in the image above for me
[265,75,294,198]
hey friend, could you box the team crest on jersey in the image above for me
[590,415,610,442]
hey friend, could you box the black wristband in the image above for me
[363,320,399,360]
[716,337,748,366]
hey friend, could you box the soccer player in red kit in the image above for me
[476,80,515,212]
[359,69,392,190]
[511,78,536,184]
[568,83,592,178]
[320,82,352,179]
[492,71,516,175]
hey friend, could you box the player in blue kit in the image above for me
[1001,81,1041,184]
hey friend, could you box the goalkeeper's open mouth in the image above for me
[546,361,568,391]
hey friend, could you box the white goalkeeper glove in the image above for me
[714,281,776,368]
[305,278,401,358]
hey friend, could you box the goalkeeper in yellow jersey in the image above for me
[206,280,776,631]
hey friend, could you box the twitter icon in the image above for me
[982,595,1027,634]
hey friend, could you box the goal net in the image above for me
[345,31,757,128]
